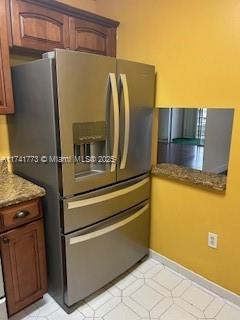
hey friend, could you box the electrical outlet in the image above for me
[208,232,218,249]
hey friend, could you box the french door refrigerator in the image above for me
[8,49,155,312]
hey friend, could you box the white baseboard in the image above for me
[149,249,240,306]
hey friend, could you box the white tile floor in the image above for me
[10,258,240,320]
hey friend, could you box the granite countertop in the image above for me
[0,160,46,208]
[152,163,226,192]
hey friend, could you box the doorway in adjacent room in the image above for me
[158,108,207,171]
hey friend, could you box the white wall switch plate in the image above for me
[208,232,218,249]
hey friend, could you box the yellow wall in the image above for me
[0,116,9,157]
[98,0,240,106]
[58,0,97,13]
[96,0,240,295]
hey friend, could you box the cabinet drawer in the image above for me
[0,199,42,231]
[10,0,69,52]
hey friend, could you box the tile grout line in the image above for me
[12,257,240,320]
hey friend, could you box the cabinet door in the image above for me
[69,17,116,57]
[10,0,69,52]
[1,220,47,316]
[0,0,14,114]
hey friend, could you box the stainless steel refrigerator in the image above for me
[8,49,155,312]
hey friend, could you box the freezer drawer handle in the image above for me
[119,74,130,170]
[67,177,149,209]
[109,73,120,173]
[69,204,149,245]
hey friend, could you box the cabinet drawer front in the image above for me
[0,199,42,231]
[10,0,69,51]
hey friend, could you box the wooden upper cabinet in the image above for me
[8,0,119,56]
[69,17,116,57]
[0,0,14,114]
[10,0,69,52]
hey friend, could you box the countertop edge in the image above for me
[0,172,46,209]
[0,192,46,209]
[151,164,226,192]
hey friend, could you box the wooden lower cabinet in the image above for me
[0,219,47,316]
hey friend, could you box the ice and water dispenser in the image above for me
[73,122,107,178]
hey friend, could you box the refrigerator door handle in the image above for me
[109,73,120,172]
[69,204,149,245]
[119,74,130,170]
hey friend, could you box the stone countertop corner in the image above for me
[0,159,46,208]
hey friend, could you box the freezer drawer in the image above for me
[63,176,150,233]
[64,202,149,307]
[0,298,7,320]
